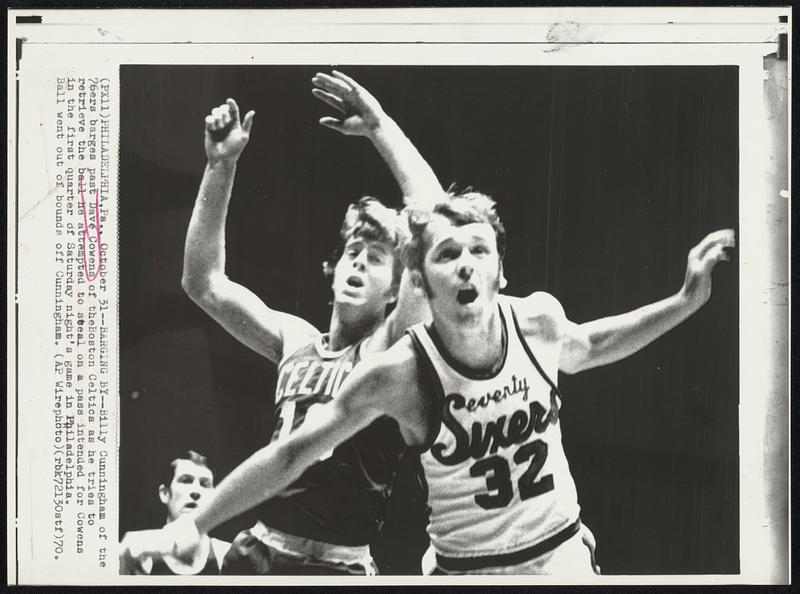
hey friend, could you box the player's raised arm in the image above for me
[312,70,443,207]
[182,98,318,363]
[313,71,441,343]
[558,229,735,374]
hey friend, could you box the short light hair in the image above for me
[402,189,506,272]
[323,196,408,288]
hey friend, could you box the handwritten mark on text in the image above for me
[79,175,103,281]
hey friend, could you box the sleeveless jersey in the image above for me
[408,299,580,559]
[147,537,226,575]
[258,335,408,546]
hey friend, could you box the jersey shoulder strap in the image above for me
[406,324,446,452]
[504,299,564,402]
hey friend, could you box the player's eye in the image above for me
[368,251,386,265]
[437,247,460,261]
[199,479,212,488]
[470,244,490,256]
[177,475,193,484]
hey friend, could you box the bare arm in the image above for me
[312,70,443,207]
[559,229,735,374]
[118,341,428,560]
[182,98,318,363]
[312,71,438,343]
[191,346,420,534]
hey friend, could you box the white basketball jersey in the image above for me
[409,299,580,559]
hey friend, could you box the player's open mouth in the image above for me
[184,502,198,509]
[456,287,478,305]
[346,276,365,288]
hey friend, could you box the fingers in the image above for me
[318,116,344,131]
[707,244,730,264]
[241,110,255,134]
[331,70,362,91]
[312,88,345,113]
[204,102,232,133]
[226,98,241,123]
[313,72,352,96]
[696,228,736,259]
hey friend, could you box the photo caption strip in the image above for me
[15,44,120,583]
[52,75,113,566]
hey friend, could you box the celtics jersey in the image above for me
[258,334,408,547]
[408,299,580,559]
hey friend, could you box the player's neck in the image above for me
[434,305,504,372]
[328,304,385,352]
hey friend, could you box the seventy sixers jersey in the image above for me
[408,299,580,561]
[258,335,407,546]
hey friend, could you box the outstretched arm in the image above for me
[559,229,735,374]
[120,346,421,561]
[182,98,318,363]
[191,364,391,535]
[312,70,443,207]
[118,342,428,565]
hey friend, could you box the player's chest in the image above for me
[431,365,561,466]
[275,354,357,400]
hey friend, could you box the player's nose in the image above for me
[352,251,368,271]
[457,265,473,281]
[190,491,201,500]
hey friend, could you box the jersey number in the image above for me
[276,401,334,461]
[468,440,554,510]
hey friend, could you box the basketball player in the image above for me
[176,71,440,574]
[119,451,230,575]
[140,191,735,575]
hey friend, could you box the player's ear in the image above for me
[385,284,399,305]
[409,269,427,296]
[158,484,171,505]
[322,260,335,280]
[499,263,508,290]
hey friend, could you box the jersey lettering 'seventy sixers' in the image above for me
[258,336,407,547]
[409,300,580,558]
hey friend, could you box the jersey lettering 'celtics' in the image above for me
[259,335,407,547]
[275,359,354,399]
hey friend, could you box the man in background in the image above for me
[120,450,230,575]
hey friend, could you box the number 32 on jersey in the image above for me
[470,440,554,509]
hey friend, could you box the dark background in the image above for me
[119,65,739,575]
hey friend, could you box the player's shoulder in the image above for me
[342,334,421,420]
[366,335,424,398]
[370,333,419,372]
[502,292,566,342]
[278,323,323,365]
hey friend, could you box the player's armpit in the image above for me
[184,272,318,364]
[558,319,594,375]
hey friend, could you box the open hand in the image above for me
[204,98,255,166]
[312,71,386,137]
[681,229,735,308]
